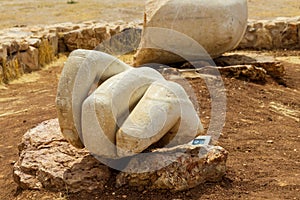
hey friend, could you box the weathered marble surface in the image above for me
[56,49,203,158]
[134,0,248,65]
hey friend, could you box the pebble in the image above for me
[267,140,274,144]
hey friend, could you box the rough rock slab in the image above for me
[152,64,267,82]
[14,119,228,193]
[13,119,111,193]
[214,53,285,79]
[116,144,228,191]
[177,65,267,82]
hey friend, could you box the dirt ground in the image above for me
[1,51,299,200]
[0,1,300,200]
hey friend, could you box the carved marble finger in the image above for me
[56,49,131,148]
[81,67,164,158]
[116,80,203,157]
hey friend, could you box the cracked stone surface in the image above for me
[14,119,228,193]
[13,119,111,193]
[116,144,228,191]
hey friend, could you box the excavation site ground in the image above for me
[0,0,299,200]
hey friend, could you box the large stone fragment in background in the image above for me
[13,119,111,193]
[134,0,248,65]
[116,144,228,191]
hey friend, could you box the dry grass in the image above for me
[0,0,299,29]
[247,0,300,19]
[0,0,145,29]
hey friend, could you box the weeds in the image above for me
[67,0,77,4]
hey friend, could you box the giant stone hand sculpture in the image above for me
[56,49,203,159]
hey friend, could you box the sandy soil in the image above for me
[0,0,299,29]
[0,0,300,200]
[1,51,299,200]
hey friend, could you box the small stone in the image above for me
[267,140,274,144]
[18,40,29,51]
[17,46,39,72]
[27,38,41,48]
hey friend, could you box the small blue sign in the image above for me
[192,139,206,145]
[190,135,212,145]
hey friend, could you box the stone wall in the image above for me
[0,16,299,84]
[238,16,300,50]
[0,20,142,84]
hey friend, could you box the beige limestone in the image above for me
[82,67,164,158]
[214,53,285,79]
[18,46,39,71]
[134,0,248,65]
[14,119,227,193]
[57,50,204,159]
[13,119,111,193]
[55,49,131,148]
[116,144,228,191]
[117,80,203,157]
